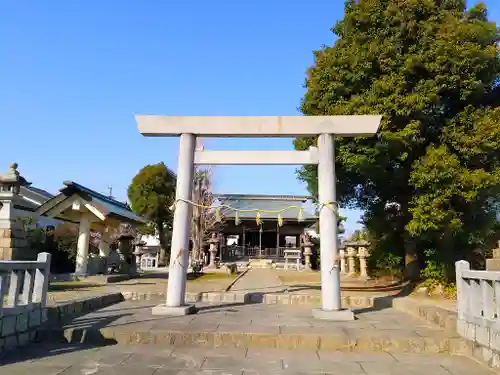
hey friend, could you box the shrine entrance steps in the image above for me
[36,298,464,354]
[3,294,494,374]
[219,268,408,309]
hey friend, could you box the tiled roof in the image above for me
[35,181,146,225]
[218,195,317,221]
[62,181,131,211]
[24,186,54,198]
[216,194,313,202]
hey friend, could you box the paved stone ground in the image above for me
[37,299,466,354]
[0,270,484,374]
[46,269,406,307]
[276,272,404,294]
[228,269,406,299]
[0,341,496,374]
[229,269,284,293]
[53,298,442,334]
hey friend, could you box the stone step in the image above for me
[35,324,469,355]
[34,298,469,356]
[122,291,387,308]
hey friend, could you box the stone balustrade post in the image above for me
[0,252,51,319]
[33,252,51,308]
[455,260,471,321]
[339,248,347,274]
[347,247,357,276]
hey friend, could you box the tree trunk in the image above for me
[400,202,420,281]
[157,221,168,266]
[191,216,201,262]
[403,234,420,281]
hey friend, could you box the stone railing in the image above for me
[339,240,370,278]
[1,252,51,314]
[455,260,500,367]
[0,252,51,354]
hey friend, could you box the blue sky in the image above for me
[0,1,498,236]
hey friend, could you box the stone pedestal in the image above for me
[0,163,31,261]
[487,241,500,271]
[87,255,107,275]
[347,247,357,276]
[312,308,355,321]
[152,304,195,316]
[358,246,369,278]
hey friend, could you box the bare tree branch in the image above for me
[190,168,225,261]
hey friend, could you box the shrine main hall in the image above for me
[215,193,318,262]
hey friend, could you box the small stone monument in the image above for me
[486,241,500,271]
[207,232,219,268]
[0,163,31,260]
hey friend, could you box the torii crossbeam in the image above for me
[136,115,382,321]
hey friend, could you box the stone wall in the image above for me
[457,317,500,368]
[383,295,500,368]
[0,306,47,354]
[454,260,500,369]
[0,292,124,355]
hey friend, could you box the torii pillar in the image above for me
[136,115,381,319]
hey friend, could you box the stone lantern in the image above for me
[207,232,219,268]
[117,233,137,275]
[301,234,314,271]
[0,163,30,260]
[347,246,357,276]
[133,240,146,271]
[357,240,370,279]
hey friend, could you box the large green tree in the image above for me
[296,0,500,280]
[128,162,176,265]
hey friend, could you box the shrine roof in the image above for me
[215,194,317,221]
[35,181,146,225]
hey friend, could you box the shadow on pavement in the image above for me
[0,341,113,367]
[354,281,414,315]
[0,312,135,366]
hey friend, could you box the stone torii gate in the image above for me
[136,115,382,320]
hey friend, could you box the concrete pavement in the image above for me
[0,341,496,374]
